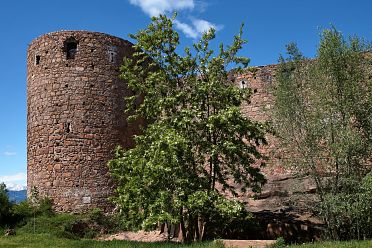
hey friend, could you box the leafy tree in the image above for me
[272,27,372,240]
[0,183,12,227]
[108,14,267,242]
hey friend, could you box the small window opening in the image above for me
[35,55,41,65]
[109,52,115,62]
[66,123,71,133]
[107,46,117,63]
[240,80,246,89]
[253,89,258,93]
[64,37,78,60]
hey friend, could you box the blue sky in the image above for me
[0,0,371,188]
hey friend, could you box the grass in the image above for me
[288,240,372,248]
[1,233,372,248]
[0,234,223,248]
[1,212,371,248]
[0,213,223,248]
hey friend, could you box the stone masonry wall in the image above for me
[235,65,288,175]
[26,30,318,215]
[27,31,140,212]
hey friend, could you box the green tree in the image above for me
[272,28,372,240]
[0,183,12,226]
[108,14,267,242]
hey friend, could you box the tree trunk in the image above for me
[197,216,206,241]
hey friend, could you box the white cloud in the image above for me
[129,0,194,17]
[0,172,26,183]
[129,0,222,39]
[192,18,223,34]
[174,20,198,39]
[174,18,222,39]
[2,151,16,156]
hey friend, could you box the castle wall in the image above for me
[235,65,288,175]
[27,31,139,212]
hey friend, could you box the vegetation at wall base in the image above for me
[289,240,372,248]
[272,27,372,240]
[0,234,224,248]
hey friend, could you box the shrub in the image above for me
[0,183,13,227]
[318,171,372,240]
[36,197,54,217]
[268,237,286,248]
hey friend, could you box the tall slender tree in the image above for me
[272,28,372,240]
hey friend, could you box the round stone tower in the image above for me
[27,31,138,212]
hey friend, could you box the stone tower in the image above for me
[27,31,139,212]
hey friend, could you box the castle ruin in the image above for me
[27,30,280,213]
[27,31,143,212]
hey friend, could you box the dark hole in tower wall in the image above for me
[35,55,41,65]
[65,123,71,133]
[64,37,78,60]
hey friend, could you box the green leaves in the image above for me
[273,27,372,240]
[109,14,267,240]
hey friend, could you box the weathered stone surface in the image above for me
[233,65,327,242]
[27,31,142,212]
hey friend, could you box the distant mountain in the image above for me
[6,183,27,191]
[7,190,27,203]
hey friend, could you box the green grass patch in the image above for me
[288,240,372,248]
[0,234,223,248]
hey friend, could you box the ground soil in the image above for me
[98,230,173,242]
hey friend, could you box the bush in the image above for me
[319,171,372,240]
[17,213,78,236]
[17,207,125,239]
[0,183,13,227]
[205,207,261,240]
[36,197,54,217]
[87,208,105,225]
[10,201,34,226]
[268,237,286,248]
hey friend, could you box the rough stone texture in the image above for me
[27,31,323,241]
[27,31,141,212]
[235,66,325,242]
[235,65,285,174]
[26,30,321,241]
